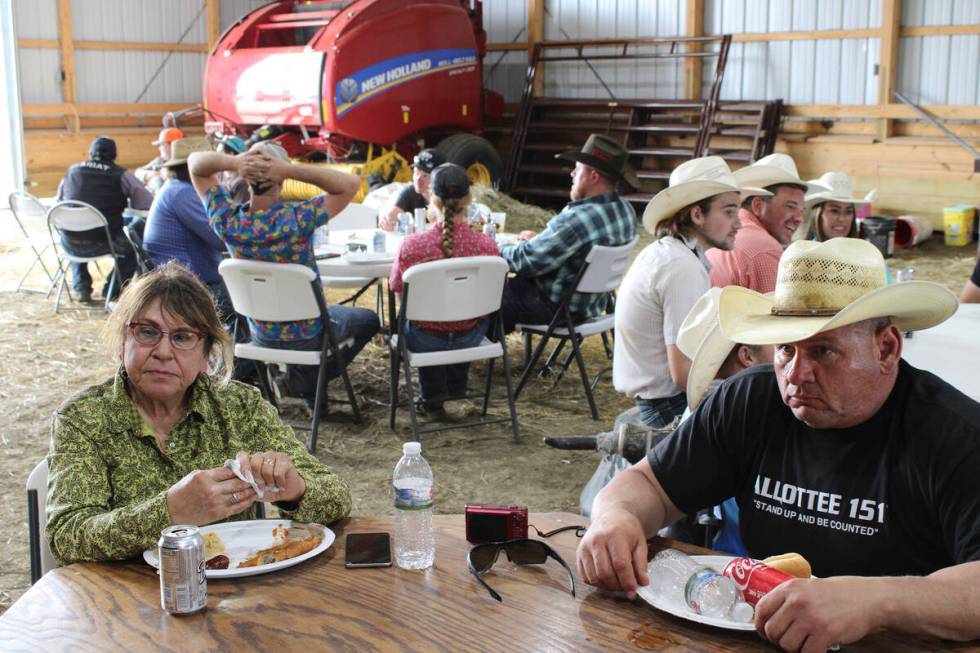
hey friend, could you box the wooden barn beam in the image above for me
[206,0,221,51]
[879,0,902,139]
[685,0,704,100]
[528,0,544,97]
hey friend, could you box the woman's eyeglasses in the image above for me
[467,539,576,602]
[128,322,205,350]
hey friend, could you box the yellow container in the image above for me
[943,205,976,246]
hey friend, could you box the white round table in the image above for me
[902,303,980,401]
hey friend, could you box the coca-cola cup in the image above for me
[723,557,795,606]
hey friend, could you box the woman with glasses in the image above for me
[45,262,352,564]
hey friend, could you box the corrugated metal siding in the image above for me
[220,0,267,32]
[13,0,61,103]
[71,0,208,43]
[75,51,204,103]
[12,0,57,39]
[899,0,980,105]
[482,0,527,103]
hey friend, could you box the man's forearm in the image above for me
[878,561,980,641]
[189,151,239,177]
[591,459,679,538]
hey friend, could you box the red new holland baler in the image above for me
[203,0,505,193]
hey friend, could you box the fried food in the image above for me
[237,524,323,568]
[762,552,812,578]
[203,531,225,559]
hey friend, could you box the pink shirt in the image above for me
[706,208,781,293]
[389,222,500,332]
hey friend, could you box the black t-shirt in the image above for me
[648,360,980,578]
[394,185,427,213]
[971,257,980,287]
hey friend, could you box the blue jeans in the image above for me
[500,274,559,334]
[635,393,687,429]
[404,320,488,404]
[60,232,136,298]
[253,306,379,400]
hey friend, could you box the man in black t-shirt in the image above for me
[379,148,445,231]
[578,238,980,651]
[960,256,980,303]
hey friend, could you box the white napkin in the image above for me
[224,458,280,500]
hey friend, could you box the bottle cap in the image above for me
[403,442,421,455]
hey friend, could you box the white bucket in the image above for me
[894,215,932,248]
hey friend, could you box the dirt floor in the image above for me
[0,209,974,615]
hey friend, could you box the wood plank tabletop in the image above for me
[0,512,976,652]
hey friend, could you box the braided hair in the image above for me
[431,192,472,258]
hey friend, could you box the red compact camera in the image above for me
[464,504,528,544]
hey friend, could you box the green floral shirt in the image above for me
[46,369,352,564]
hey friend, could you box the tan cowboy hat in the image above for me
[718,238,957,345]
[642,156,771,235]
[676,288,735,410]
[556,133,640,188]
[733,153,829,200]
[804,171,877,208]
[161,137,213,167]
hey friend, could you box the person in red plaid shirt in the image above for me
[389,164,500,418]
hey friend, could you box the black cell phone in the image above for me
[345,532,392,568]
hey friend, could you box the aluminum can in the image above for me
[482,221,496,239]
[373,230,387,253]
[722,557,794,606]
[398,212,413,234]
[414,207,427,233]
[159,525,207,615]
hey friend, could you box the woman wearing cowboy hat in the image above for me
[612,156,770,428]
[799,171,877,241]
[581,238,980,651]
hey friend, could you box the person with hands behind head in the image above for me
[579,238,980,651]
[46,262,351,564]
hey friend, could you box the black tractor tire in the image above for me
[436,133,504,187]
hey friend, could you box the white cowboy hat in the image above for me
[718,238,957,345]
[676,288,736,410]
[642,156,771,235]
[733,153,830,200]
[804,171,877,208]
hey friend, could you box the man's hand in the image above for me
[379,205,400,231]
[237,450,306,504]
[165,467,256,525]
[518,229,537,241]
[755,577,882,653]
[576,507,650,598]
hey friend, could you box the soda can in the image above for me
[482,221,496,239]
[398,212,412,234]
[414,207,427,233]
[373,230,387,253]
[722,557,794,606]
[159,525,207,615]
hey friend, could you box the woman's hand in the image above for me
[237,450,306,504]
[165,467,256,525]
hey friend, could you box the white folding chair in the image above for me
[8,191,57,294]
[514,236,639,421]
[27,459,58,583]
[219,259,361,453]
[389,256,519,442]
[46,200,123,313]
[319,203,387,324]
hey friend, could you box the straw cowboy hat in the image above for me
[676,288,736,410]
[161,138,213,167]
[642,156,771,235]
[804,171,877,208]
[556,134,641,189]
[718,238,957,345]
[733,153,829,200]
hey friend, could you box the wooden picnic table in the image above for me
[0,512,975,652]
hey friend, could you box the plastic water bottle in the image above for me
[313,225,329,252]
[372,229,386,253]
[647,549,752,621]
[393,442,434,570]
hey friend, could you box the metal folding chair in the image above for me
[514,236,639,421]
[8,191,57,294]
[389,256,519,442]
[219,258,361,454]
[27,459,58,584]
[46,200,124,313]
[123,223,154,275]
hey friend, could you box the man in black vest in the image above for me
[56,136,153,302]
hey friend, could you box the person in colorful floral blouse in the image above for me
[388,164,500,418]
[46,262,352,564]
[188,143,379,410]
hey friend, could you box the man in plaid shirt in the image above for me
[499,134,637,333]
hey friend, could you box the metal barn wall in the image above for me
[899,0,980,105]
[12,0,60,104]
[482,0,528,104]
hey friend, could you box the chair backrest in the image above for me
[47,200,110,234]
[9,191,47,238]
[329,203,377,230]
[219,258,322,322]
[402,256,508,322]
[576,236,639,294]
[123,224,154,274]
[27,458,58,583]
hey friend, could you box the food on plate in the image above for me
[206,554,230,570]
[761,552,811,579]
[238,524,324,568]
[203,531,225,559]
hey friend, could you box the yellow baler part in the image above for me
[279,162,362,201]
[279,153,412,203]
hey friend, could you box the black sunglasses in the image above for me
[467,539,576,603]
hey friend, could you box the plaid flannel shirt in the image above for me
[499,192,636,319]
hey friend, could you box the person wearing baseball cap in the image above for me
[136,127,186,193]
[380,148,447,231]
[498,133,637,334]
[613,156,769,428]
[580,237,980,650]
[388,163,500,419]
[55,135,153,302]
[706,153,827,293]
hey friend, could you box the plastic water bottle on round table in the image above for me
[647,549,753,621]
[393,442,435,570]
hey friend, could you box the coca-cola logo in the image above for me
[724,558,759,591]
